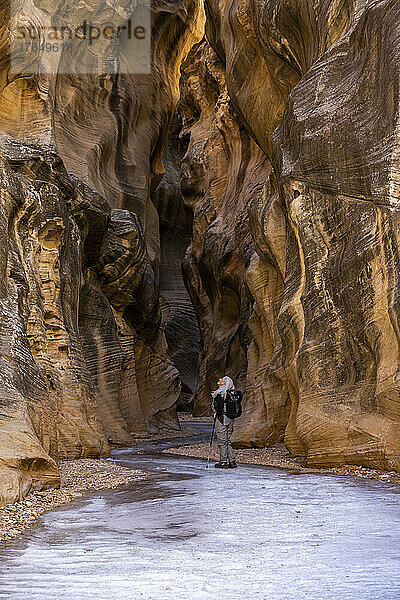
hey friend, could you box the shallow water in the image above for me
[0,421,399,600]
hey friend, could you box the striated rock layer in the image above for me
[187,0,400,470]
[0,0,205,503]
[153,113,200,412]
[0,140,108,504]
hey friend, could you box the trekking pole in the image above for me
[206,416,217,469]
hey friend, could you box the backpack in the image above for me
[224,389,243,419]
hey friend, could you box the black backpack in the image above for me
[224,389,243,419]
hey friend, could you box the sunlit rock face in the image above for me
[178,39,289,444]
[5,0,205,431]
[203,0,400,469]
[52,0,205,433]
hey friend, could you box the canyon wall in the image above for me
[153,113,200,412]
[182,0,400,470]
[179,40,287,452]
[0,0,204,504]
[1,0,400,506]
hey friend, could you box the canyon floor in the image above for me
[0,422,199,542]
[0,420,399,599]
[0,460,149,542]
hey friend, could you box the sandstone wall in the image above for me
[0,140,108,504]
[153,113,200,412]
[0,0,205,503]
[179,41,277,433]
[190,0,400,470]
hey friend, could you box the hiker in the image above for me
[211,375,238,469]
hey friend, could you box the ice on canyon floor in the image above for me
[0,423,399,600]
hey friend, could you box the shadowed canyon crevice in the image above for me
[0,0,400,504]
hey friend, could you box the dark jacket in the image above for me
[212,391,233,425]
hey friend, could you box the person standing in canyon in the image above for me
[211,376,238,468]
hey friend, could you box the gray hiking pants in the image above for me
[215,418,236,463]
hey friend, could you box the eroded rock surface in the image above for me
[180,41,272,428]
[0,0,205,503]
[0,140,108,504]
[153,113,200,412]
[191,0,400,469]
[1,0,400,505]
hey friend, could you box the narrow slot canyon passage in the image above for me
[1,0,400,598]
[0,422,399,600]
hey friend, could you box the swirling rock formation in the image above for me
[52,0,205,433]
[0,140,108,504]
[0,0,205,503]
[191,0,400,470]
[153,113,200,411]
[178,38,291,444]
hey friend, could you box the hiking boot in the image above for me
[228,461,237,468]
[214,461,229,468]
